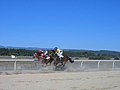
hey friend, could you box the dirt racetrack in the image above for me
[0,71,120,90]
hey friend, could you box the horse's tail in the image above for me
[69,57,74,63]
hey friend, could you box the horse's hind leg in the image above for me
[69,58,74,63]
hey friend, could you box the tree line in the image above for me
[0,48,120,60]
[0,48,36,56]
[64,50,120,60]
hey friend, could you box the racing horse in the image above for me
[54,54,74,70]
[33,50,55,65]
[45,50,74,70]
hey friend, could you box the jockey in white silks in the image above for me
[54,47,64,58]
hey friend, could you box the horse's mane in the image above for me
[47,50,55,56]
[51,50,55,53]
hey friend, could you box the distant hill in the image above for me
[0,45,120,59]
[0,45,51,50]
[94,50,120,56]
[0,45,4,48]
[0,45,120,54]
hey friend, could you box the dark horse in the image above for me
[54,54,74,70]
[45,50,56,64]
[45,50,74,70]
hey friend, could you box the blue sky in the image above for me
[0,0,120,51]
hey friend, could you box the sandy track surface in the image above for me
[0,71,120,90]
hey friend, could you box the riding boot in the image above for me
[60,57,63,65]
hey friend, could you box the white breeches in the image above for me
[57,54,64,58]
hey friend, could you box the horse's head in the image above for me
[33,53,40,62]
[33,53,36,59]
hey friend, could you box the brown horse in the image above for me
[54,54,74,70]
[33,50,74,70]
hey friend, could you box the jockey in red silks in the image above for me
[34,50,50,60]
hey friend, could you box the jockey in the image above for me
[36,50,50,60]
[37,50,45,59]
[54,47,64,58]
[54,47,64,65]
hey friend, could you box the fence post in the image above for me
[14,60,17,71]
[98,61,100,70]
[112,61,115,69]
[80,61,83,68]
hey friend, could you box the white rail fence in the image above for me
[0,59,120,71]
[0,59,34,71]
[74,60,120,70]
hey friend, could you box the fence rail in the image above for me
[74,60,120,70]
[0,59,120,71]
